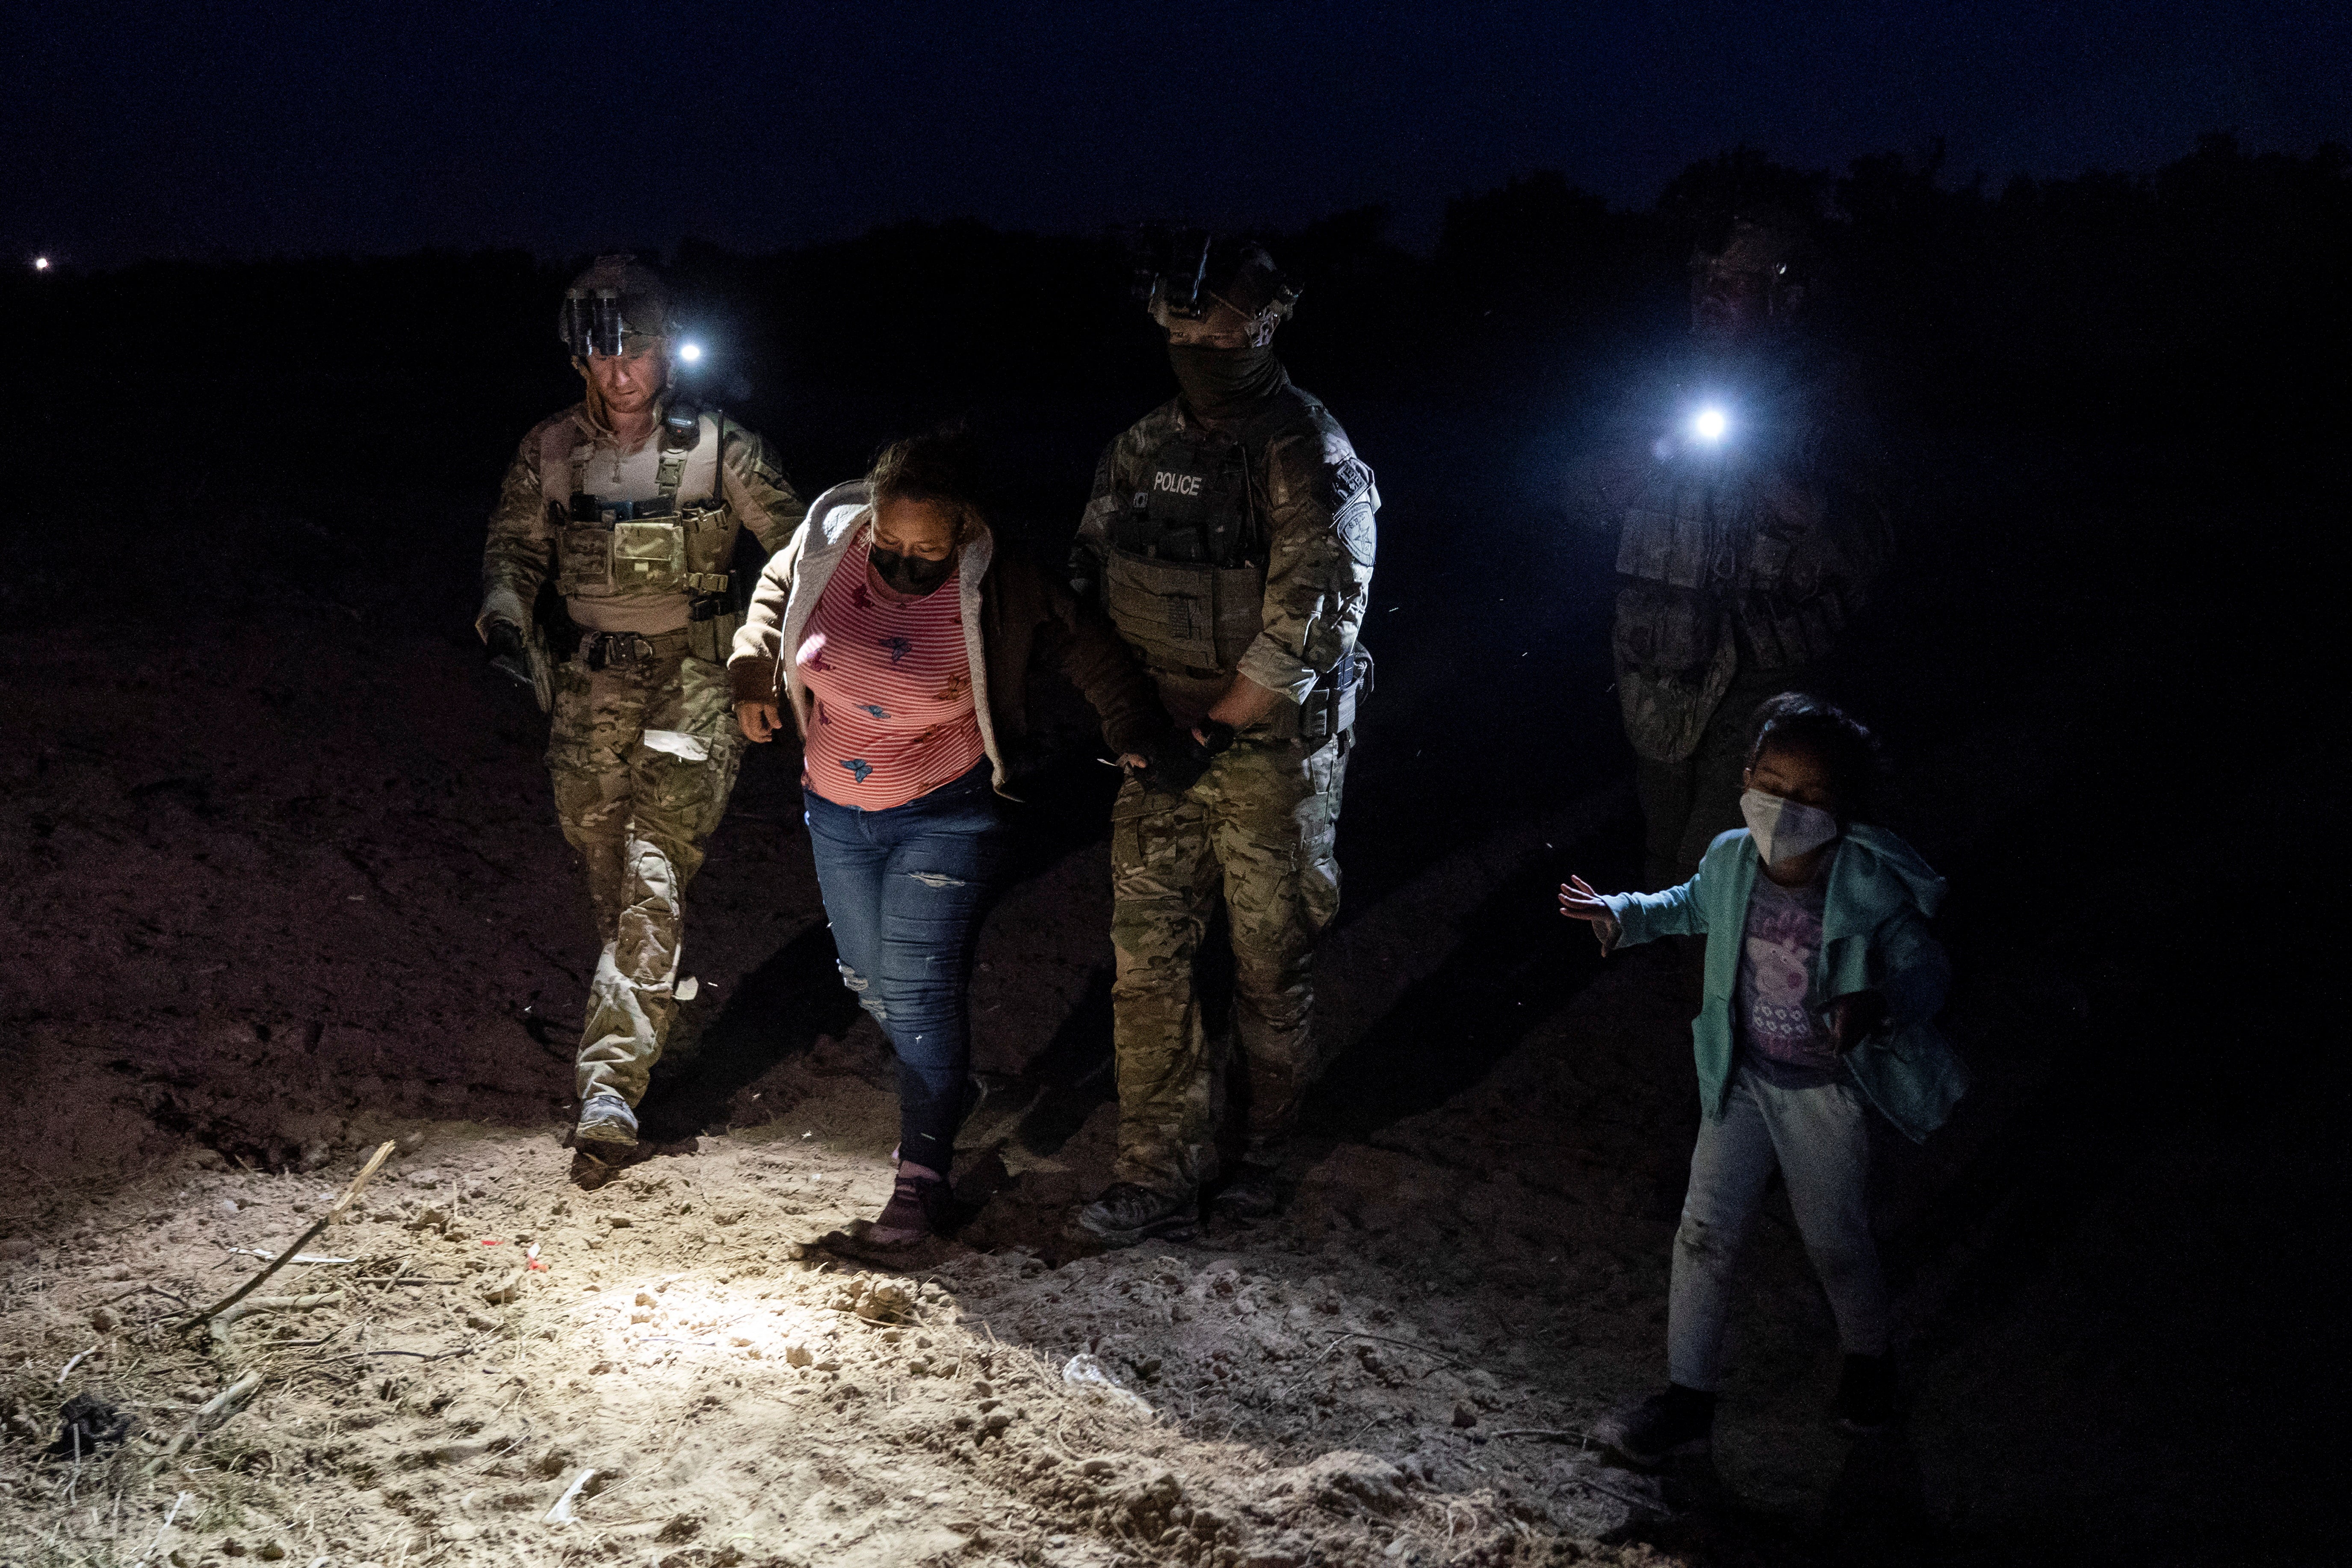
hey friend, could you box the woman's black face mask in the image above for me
[869,545,954,595]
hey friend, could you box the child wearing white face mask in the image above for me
[1557,693,1966,1465]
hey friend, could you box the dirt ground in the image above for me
[0,402,2333,1568]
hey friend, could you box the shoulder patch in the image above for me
[1334,496,1377,567]
[1332,456,1374,505]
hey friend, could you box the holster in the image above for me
[1280,644,1373,746]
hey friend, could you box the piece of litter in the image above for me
[479,1238,504,1246]
[544,1466,597,1525]
[526,1243,541,1260]
[1061,1352,1152,1415]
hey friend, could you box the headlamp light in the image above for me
[1691,406,1729,444]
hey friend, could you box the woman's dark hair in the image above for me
[867,426,987,536]
[1745,692,1884,821]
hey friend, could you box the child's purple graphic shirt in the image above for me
[1736,871,1838,1083]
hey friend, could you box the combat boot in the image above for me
[1076,1183,1197,1247]
[1209,1160,1282,1219]
[573,1092,639,1151]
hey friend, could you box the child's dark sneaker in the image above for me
[1832,1352,1898,1432]
[1591,1384,1716,1466]
[867,1169,954,1246]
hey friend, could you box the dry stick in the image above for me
[209,1290,344,1345]
[143,1370,263,1476]
[1285,1330,1467,1391]
[57,1344,100,1385]
[189,1141,396,1333]
[1487,1427,1592,1443]
[136,1490,192,1564]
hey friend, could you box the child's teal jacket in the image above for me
[1600,824,1967,1143]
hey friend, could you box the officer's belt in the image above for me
[575,626,697,673]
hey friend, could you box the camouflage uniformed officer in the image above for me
[1070,235,1377,1244]
[1593,213,1891,887]
[477,255,806,1160]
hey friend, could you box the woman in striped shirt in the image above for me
[730,432,1164,1246]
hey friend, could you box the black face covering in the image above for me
[869,545,954,596]
[1166,343,1287,421]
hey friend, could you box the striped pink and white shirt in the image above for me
[796,534,984,810]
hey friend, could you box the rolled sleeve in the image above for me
[478,436,550,638]
[719,425,808,556]
[1246,430,1375,700]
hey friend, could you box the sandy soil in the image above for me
[0,419,2331,1566]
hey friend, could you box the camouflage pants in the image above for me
[1108,738,1347,1196]
[1632,661,1812,888]
[546,650,746,1107]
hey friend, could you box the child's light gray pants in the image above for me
[1669,1063,1890,1391]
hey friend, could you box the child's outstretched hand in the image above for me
[1558,875,1622,955]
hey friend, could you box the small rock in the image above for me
[256,1544,287,1562]
[606,1216,633,1230]
[971,1381,993,1399]
[1451,1402,1478,1429]
[402,1167,442,1188]
[88,1306,120,1332]
[783,1341,813,1367]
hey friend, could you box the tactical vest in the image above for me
[1102,398,1368,744]
[543,408,742,663]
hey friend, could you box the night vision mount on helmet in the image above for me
[1136,230,1300,334]
[558,254,680,358]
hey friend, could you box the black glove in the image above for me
[1132,720,1235,795]
[485,620,526,664]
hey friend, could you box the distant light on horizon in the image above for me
[33,256,50,272]
[677,342,702,363]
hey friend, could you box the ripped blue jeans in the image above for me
[804,758,1008,1172]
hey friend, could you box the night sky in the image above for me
[10,0,2346,265]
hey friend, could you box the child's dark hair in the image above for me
[1746,693,1884,821]
[867,425,988,534]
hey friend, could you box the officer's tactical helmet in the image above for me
[558,254,678,358]
[1691,209,1813,287]
[1143,231,1300,337]
[1690,209,1814,326]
